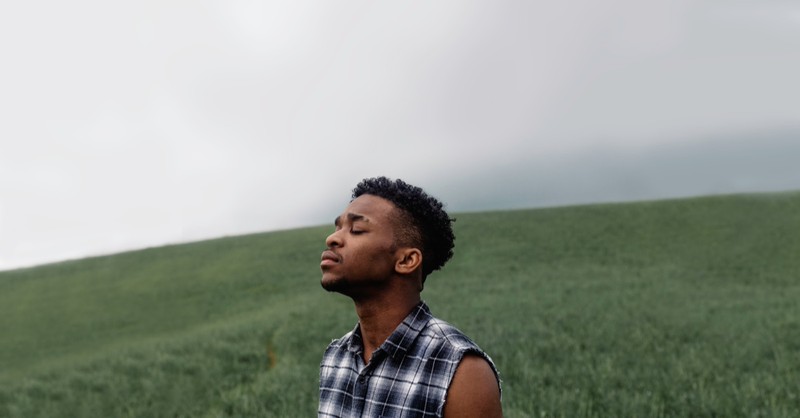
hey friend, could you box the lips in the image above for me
[320,250,340,267]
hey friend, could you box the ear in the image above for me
[395,248,422,275]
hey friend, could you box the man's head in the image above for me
[320,177,455,296]
[351,176,455,281]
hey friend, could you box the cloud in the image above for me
[1,0,799,271]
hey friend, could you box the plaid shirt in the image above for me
[318,301,499,417]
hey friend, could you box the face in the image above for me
[320,194,401,296]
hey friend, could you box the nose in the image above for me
[326,229,342,248]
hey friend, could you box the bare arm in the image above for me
[443,354,503,418]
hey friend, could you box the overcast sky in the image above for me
[1,0,799,271]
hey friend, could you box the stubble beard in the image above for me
[321,270,363,296]
[321,272,389,300]
[321,274,347,293]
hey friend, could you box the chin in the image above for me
[321,276,347,293]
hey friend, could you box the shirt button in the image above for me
[358,376,366,384]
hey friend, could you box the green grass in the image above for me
[1,191,799,417]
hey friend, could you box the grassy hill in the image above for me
[1,191,799,417]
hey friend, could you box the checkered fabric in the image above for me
[318,301,500,417]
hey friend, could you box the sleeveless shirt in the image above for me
[318,301,500,417]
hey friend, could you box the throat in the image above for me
[354,296,421,364]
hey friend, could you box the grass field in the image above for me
[1,191,799,417]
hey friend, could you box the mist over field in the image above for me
[440,129,800,212]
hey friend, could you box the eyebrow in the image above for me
[334,213,368,227]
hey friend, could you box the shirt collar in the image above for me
[345,301,433,361]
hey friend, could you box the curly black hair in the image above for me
[352,176,455,281]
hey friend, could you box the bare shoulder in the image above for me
[443,353,503,418]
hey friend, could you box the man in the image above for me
[318,176,502,418]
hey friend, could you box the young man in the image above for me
[318,177,502,418]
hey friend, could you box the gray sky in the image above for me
[1,0,799,271]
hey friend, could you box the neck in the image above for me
[353,292,421,364]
